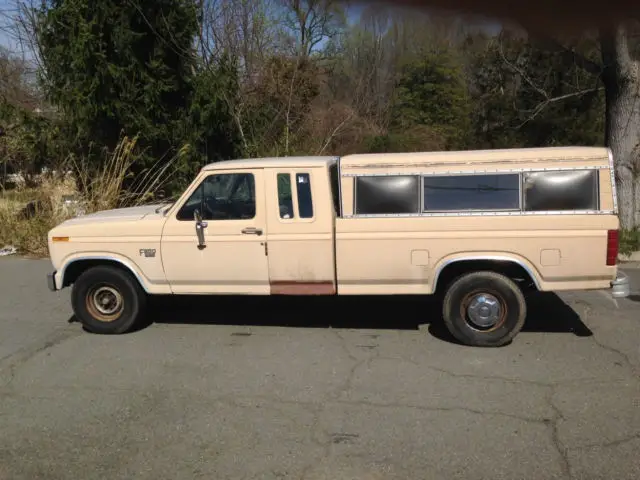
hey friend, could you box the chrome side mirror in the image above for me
[194,209,207,250]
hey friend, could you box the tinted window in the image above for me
[355,176,420,214]
[296,173,314,218]
[176,173,255,221]
[423,174,520,211]
[277,173,294,219]
[329,162,341,216]
[176,182,204,221]
[523,170,598,211]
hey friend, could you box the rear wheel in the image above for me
[71,265,147,334]
[442,271,526,347]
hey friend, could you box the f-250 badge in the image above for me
[139,249,156,258]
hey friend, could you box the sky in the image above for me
[0,0,501,56]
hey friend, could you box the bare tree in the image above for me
[198,0,279,79]
[278,0,346,58]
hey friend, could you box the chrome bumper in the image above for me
[611,271,630,299]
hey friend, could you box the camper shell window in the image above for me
[354,176,421,215]
[423,174,521,212]
[523,170,599,211]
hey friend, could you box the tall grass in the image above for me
[73,135,186,211]
[620,228,640,257]
[0,136,184,257]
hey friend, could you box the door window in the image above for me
[177,173,256,220]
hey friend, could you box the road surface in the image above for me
[1,257,639,480]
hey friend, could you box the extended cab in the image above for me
[47,146,630,347]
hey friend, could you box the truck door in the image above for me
[264,167,336,294]
[160,168,270,294]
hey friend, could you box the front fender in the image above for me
[57,252,170,294]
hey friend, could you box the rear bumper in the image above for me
[611,271,630,299]
[47,271,57,292]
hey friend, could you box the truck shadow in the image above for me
[145,291,593,344]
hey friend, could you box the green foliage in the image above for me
[620,228,640,256]
[469,32,605,149]
[5,4,615,202]
[244,56,322,157]
[35,0,200,176]
[0,100,69,183]
[390,50,472,150]
[176,57,242,188]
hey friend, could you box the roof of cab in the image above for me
[202,156,337,171]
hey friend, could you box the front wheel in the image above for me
[71,265,147,334]
[442,271,527,347]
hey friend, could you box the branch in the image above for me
[530,35,603,76]
[498,41,548,99]
[516,87,603,128]
[316,109,354,155]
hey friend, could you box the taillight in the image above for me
[607,229,619,266]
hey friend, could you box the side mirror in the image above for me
[194,209,207,250]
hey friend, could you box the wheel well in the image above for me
[62,259,136,288]
[434,259,539,294]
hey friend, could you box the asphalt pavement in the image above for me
[0,257,639,480]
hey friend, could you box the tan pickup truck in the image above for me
[47,146,630,347]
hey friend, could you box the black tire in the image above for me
[71,265,147,335]
[442,271,526,347]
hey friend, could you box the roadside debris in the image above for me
[0,245,17,256]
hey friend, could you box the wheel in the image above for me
[71,265,147,334]
[442,271,527,347]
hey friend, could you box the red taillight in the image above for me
[607,229,619,266]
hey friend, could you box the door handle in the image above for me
[241,227,263,236]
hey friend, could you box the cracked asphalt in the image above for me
[1,257,639,480]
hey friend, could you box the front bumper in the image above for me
[47,271,57,292]
[611,271,630,299]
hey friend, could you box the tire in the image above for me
[71,265,147,335]
[442,271,527,347]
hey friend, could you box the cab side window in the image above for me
[296,173,314,218]
[277,173,295,219]
[177,173,256,221]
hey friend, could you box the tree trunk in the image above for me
[601,23,640,230]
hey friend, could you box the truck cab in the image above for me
[46,148,630,347]
[159,157,340,295]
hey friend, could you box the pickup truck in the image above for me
[46,146,630,347]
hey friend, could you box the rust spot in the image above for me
[270,281,336,295]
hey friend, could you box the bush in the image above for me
[0,136,179,257]
[0,175,78,256]
[620,228,640,257]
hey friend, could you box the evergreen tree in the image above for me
[35,0,200,175]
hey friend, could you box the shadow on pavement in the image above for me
[138,290,593,344]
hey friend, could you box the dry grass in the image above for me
[0,136,183,257]
[0,175,78,256]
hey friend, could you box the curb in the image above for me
[619,251,640,262]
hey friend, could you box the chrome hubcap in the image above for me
[91,286,123,316]
[466,293,502,329]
